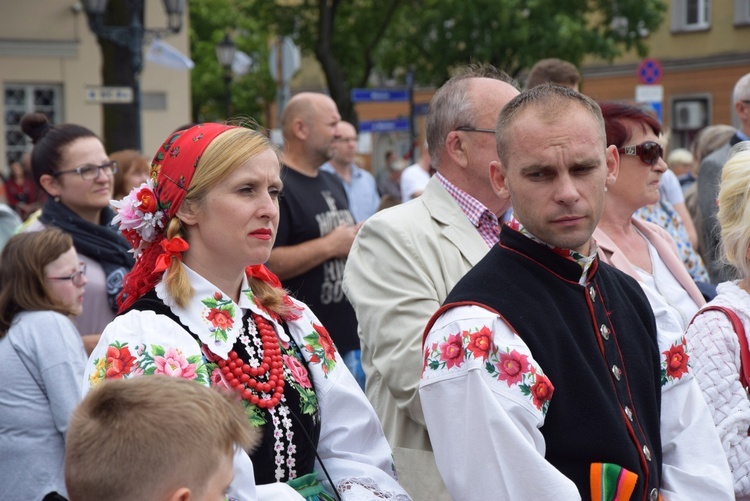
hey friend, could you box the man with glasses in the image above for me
[321,121,380,223]
[698,71,750,283]
[419,84,732,499]
[343,64,519,500]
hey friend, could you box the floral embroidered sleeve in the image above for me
[419,305,580,499]
[84,311,211,390]
[656,318,736,499]
[421,308,554,417]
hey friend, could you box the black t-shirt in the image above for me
[274,165,360,353]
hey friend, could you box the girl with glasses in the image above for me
[0,228,88,501]
[20,113,134,354]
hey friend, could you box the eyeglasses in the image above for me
[53,161,118,180]
[455,126,496,134]
[616,141,664,166]
[47,263,86,287]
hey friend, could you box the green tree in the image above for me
[377,0,667,84]
[189,0,276,125]
[240,0,665,124]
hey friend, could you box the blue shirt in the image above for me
[320,162,380,222]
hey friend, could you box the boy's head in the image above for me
[65,376,259,501]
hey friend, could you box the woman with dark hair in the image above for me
[594,102,705,345]
[85,123,409,500]
[20,113,133,352]
[0,228,88,501]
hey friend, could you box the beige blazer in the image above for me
[594,218,705,308]
[343,176,490,501]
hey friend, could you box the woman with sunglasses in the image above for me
[594,102,705,348]
[84,123,408,500]
[21,113,134,354]
[0,228,88,501]
[685,145,750,500]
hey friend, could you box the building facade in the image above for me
[0,1,192,174]
[581,0,750,149]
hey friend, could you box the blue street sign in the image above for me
[646,102,663,123]
[359,118,411,133]
[413,103,430,116]
[351,88,409,103]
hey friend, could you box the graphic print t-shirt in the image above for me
[274,165,360,353]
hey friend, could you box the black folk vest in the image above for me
[441,225,663,501]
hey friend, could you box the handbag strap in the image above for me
[693,305,750,390]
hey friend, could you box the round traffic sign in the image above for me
[637,58,663,85]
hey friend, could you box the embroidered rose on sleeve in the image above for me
[662,338,689,384]
[529,373,554,410]
[153,347,198,379]
[439,333,465,369]
[468,326,493,360]
[496,349,530,386]
[105,343,136,379]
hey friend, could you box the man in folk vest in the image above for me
[419,84,733,500]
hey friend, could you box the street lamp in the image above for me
[216,33,237,119]
[82,0,185,151]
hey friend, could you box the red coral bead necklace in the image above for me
[217,313,285,409]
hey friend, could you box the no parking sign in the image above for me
[637,58,663,85]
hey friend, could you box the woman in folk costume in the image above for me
[84,123,409,501]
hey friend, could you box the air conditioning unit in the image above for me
[673,101,706,130]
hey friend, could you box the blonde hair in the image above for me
[666,148,694,167]
[717,145,750,278]
[161,127,290,315]
[65,376,259,501]
[0,229,76,334]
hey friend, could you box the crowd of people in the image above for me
[1,60,750,501]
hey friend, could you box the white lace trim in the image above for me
[336,477,411,500]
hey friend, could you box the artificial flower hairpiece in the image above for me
[111,179,165,258]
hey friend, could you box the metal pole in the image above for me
[224,73,232,119]
[407,69,416,162]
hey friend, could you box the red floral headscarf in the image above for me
[117,123,236,311]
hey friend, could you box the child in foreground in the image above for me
[65,375,259,501]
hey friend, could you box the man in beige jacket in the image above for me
[343,64,519,500]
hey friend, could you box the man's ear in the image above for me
[444,130,469,168]
[291,117,309,141]
[604,144,619,189]
[489,160,510,199]
[38,174,60,198]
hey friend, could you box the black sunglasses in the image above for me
[616,141,663,166]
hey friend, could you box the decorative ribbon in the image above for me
[246,263,283,288]
[590,462,638,501]
[153,237,190,273]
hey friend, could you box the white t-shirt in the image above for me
[400,164,430,203]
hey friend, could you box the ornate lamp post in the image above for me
[82,0,185,151]
[215,33,237,119]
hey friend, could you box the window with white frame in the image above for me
[735,0,750,25]
[671,0,711,32]
[4,84,62,165]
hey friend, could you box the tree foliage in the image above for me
[189,0,276,124]
[192,0,666,123]
[376,0,667,84]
